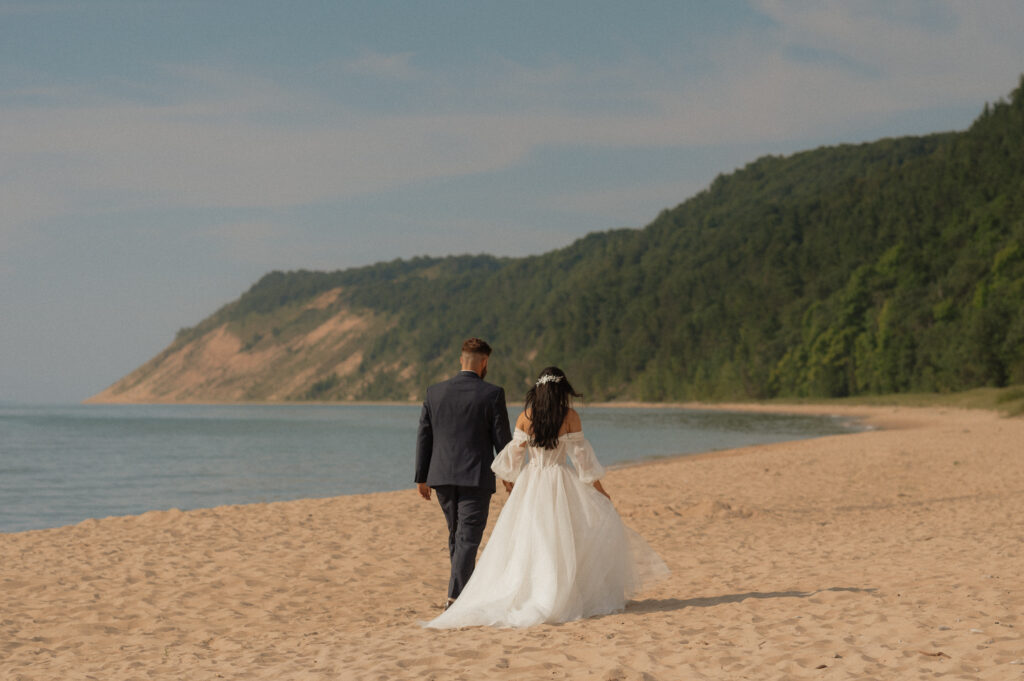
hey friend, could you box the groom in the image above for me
[415,337,512,608]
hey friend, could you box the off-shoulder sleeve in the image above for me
[491,429,529,482]
[564,432,605,483]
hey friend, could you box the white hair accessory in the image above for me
[535,374,562,386]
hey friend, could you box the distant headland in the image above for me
[88,76,1024,405]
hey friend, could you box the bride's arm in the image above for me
[493,416,529,487]
[501,411,531,492]
[564,411,609,499]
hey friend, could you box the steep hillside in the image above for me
[89,77,1024,403]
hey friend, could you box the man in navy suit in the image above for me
[416,338,512,608]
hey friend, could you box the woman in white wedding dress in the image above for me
[425,367,668,629]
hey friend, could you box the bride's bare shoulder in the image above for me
[515,410,532,432]
[563,408,582,433]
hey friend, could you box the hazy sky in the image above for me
[2,1,1023,403]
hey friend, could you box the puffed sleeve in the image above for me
[491,429,529,482]
[564,432,605,483]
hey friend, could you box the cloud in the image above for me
[344,51,421,81]
[747,0,1024,102]
[543,179,713,226]
[2,3,1022,246]
[610,0,1023,150]
[210,220,290,265]
[0,80,536,220]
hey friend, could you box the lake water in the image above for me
[0,403,863,533]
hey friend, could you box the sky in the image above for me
[2,1,1023,403]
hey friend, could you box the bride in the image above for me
[425,366,668,629]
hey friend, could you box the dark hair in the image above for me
[524,366,581,449]
[461,337,492,356]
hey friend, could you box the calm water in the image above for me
[0,403,862,533]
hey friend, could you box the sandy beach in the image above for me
[2,404,1022,680]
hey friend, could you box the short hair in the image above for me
[461,337,492,356]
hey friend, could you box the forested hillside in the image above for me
[91,77,1024,403]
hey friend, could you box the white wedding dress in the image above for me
[425,428,668,629]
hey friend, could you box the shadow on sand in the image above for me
[626,586,877,614]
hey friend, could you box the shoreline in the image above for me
[6,401,874,536]
[79,394,1024,422]
[3,403,1022,679]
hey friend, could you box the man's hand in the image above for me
[502,480,514,494]
[417,482,431,501]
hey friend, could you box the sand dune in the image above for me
[3,404,1022,680]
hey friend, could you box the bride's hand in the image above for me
[593,480,611,500]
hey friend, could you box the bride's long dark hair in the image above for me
[524,366,582,449]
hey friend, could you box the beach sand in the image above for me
[2,404,1022,680]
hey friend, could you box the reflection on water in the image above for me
[0,403,862,533]
[579,406,862,461]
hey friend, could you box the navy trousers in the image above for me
[433,485,491,600]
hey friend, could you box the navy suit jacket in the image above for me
[415,371,512,494]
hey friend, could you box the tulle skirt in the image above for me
[424,462,668,629]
